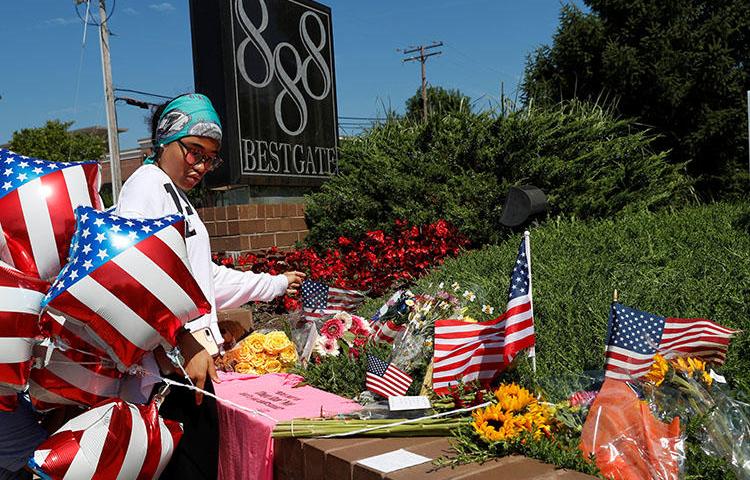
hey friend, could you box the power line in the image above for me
[115,97,160,109]
[400,41,443,121]
[114,88,173,100]
[339,116,385,121]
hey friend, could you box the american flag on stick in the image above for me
[0,149,102,280]
[604,302,737,381]
[41,206,210,370]
[301,280,366,322]
[372,319,406,344]
[432,233,535,395]
[365,353,413,398]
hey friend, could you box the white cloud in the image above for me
[41,17,79,27]
[148,3,175,13]
[123,7,139,15]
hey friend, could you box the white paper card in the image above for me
[710,369,727,384]
[388,395,432,411]
[357,449,431,473]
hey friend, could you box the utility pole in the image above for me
[401,42,442,121]
[97,0,122,201]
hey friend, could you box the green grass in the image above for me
[360,201,750,393]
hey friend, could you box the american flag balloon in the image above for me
[0,384,18,412]
[0,261,49,411]
[30,399,183,480]
[0,149,103,281]
[41,206,210,370]
[29,316,122,412]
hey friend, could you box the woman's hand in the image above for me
[284,271,306,295]
[170,330,220,405]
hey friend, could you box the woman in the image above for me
[116,93,305,479]
[0,395,47,479]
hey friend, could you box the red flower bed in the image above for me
[212,219,468,312]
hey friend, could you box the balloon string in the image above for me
[174,361,195,387]
[47,361,107,366]
[158,376,278,422]
[39,343,275,423]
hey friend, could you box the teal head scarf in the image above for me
[145,93,222,165]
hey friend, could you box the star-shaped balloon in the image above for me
[30,399,183,480]
[0,261,49,412]
[42,206,210,370]
[0,148,102,281]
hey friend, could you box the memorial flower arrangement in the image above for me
[470,384,556,442]
[386,282,500,380]
[218,331,298,375]
[439,380,601,475]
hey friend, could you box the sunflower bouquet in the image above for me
[218,330,298,375]
[643,354,750,479]
[440,382,601,475]
[471,383,557,442]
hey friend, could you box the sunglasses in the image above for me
[175,139,224,171]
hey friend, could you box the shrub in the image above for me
[304,100,692,248]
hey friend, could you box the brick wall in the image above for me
[198,203,308,253]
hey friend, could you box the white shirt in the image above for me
[115,164,288,343]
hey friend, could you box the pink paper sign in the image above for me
[215,372,361,480]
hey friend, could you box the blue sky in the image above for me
[0,1,579,150]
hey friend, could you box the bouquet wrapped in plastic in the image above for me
[643,354,750,479]
[217,330,298,375]
[385,283,497,376]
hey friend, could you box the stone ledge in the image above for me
[273,436,596,480]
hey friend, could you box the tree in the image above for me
[524,1,750,199]
[405,86,471,122]
[8,120,107,163]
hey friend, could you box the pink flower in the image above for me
[350,315,372,334]
[322,338,340,356]
[321,318,345,340]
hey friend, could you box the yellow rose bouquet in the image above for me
[218,331,298,375]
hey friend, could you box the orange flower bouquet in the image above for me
[218,331,298,375]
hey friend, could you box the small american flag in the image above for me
[432,234,535,395]
[365,353,413,398]
[604,302,737,381]
[372,319,406,344]
[0,149,102,280]
[41,206,210,370]
[301,280,365,322]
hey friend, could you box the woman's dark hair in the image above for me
[149,100,170,146]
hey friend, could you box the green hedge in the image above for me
[304,101,693,247]
[360,202,750,392]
